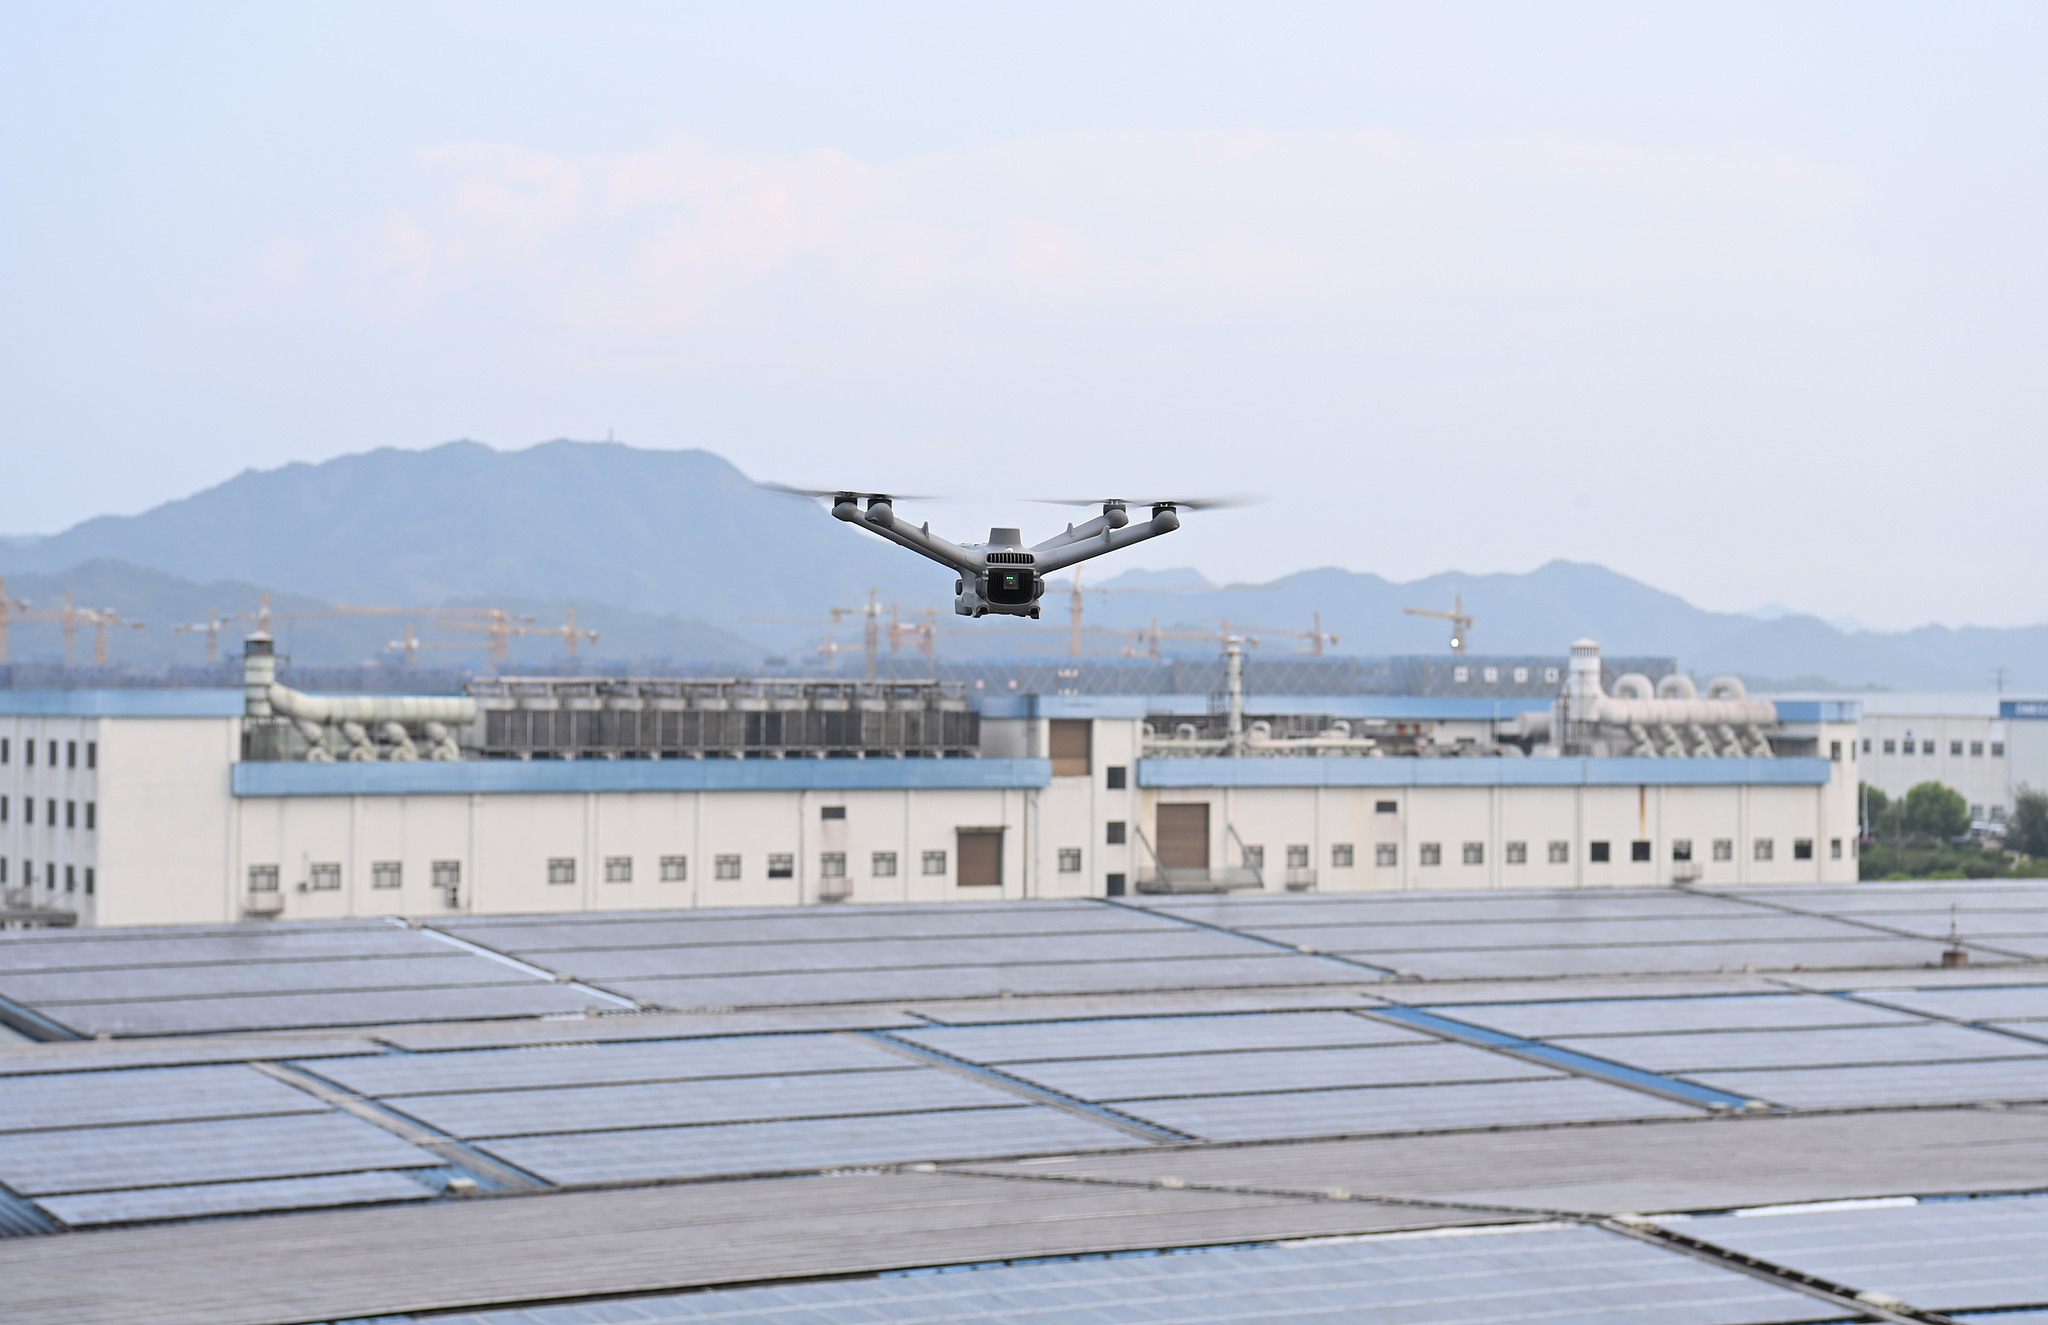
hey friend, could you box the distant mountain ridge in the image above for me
[2,440,2042,690]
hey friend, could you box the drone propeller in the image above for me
[758,481,940,501]
[1028,495,1262,512]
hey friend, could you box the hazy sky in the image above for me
[3,3,2044,629]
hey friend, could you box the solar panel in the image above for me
[1353,939,1968,980]
[442,906,1187,954]
[0,1064,328,1130]
[36,982,612,1037]
[308,1034,910,1097]
[1672,1195,2048,1312]
[1430,994,1920,1039]
[896,1011,1431,1063]
[1546,1023,2048,1073]
[0,953,536,1005]
[1857,985,2048,1024]
[1238,916,1880,951]
[1111,1076,1700,1142]
[390,1067,1021,1140]
[1002,1042,1558,1103]
[1692,1058,2048,1110]
[1137,891,1767,923]
[35,1170,434,1227]
[418,1223,1835,1325]
[477,1105,1131,1184]
[549,929,1277,981]
[1720,886,2048,915]
[0,1111,441,1195]
[0,927,458,973]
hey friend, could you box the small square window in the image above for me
[1754,838,1775,862]
[1713,838,1733,861]
[819,852,846,879]
[767,853,794,879]
[1972,741,1985,756]
[1972,803,1986,820]
[311,862,342,890]
[1547,840,1569,864]
[1513,667,1528,684]
[433,861,461,889]
[1993,742,2006,757]
[1462,842,1484,865]
[1105,821,1126,845]
[714,854,741,880]
[1058,848,1082,872]
[1105,766,1127,790]
[1482,667,1498,683]
[1950,740,1963,756]
[1375,843,1398,867]
[1672,839,1692,862]
[1452,666,1469,683]
[248,864,280,892]
[1286,844,1310,869]
[922,850,948,876]
[1590,841,1611,863]
[1243,845,1265,869]
[1793,839,1813,861]
[1883,739,1896,754]
[1499,841,1524,865]
[371,861,402,889]
[871,851,897,877]
[1544,667,1560,683]
[1631,840,1651,862]
[1375,800,1398,814]
[604,856,632,883]
[546,858,576,885]
[660,855,687,882]
[1106,872,1126,896]
[1829,838,1843,860]
[1419,842,1442,866]
[1331,843,1355,868]
[821,805,846,820]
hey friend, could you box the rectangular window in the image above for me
[1505,841,1527,864]
[83,868,93,896]
[1793,839,1814,861]
[1972,741,1985,756]
[310,862,342,890]
[66,741,76,768]
[46,800,55,825]
[1058,848,1082,873]
[46,741,55,766]
[0,859,6,883]
[1483,666,1498,683]
[1243,844,1265,869]
[1452,666,1468,683]
[1862,738,1872,753]
[1,796,7,823]
[1419,842,1442,866]
[922,849,947,876]
[1462,842,1484,865]
[1883,739,1895,754]
[65,801,75,828]
[433,861,461,889]
[23,740,31,766]
[65,865,74,893]
[1286,844,1310,869]
[1672,839,1693,862]
[1951,740,1964,756]
[1548,840,1569,864]
[1106,872,1126,896]
[604,856,633,883]
[1972,803,1986,821]
[1993,742,2006,757]
[1,738,8,762]
[1713,838,1733,861]
[1590,841,1611,863]
[1331,843,1354,868]
[767,853,794,879]
[820,805,846,820]
[1375,800,1398,814]
[1754,838,1775,862]
[1513,667,1528,683]
[715,854,741,880]
[957,830,1002,887]
[1830,838,1843,860]
[1048,719,1092,776]
[1631,840,1651,862]
[1830,741,1842,761]
[23,798,31,825]
[371,861,402,889]
[1105,821,1126,845]
[248,864,280,892]
[547,858,576,885]
[1375,843,1398,867]
[84,802,94,830]
[86,741,95,769]
[659,855,687,882]
[870,851,896,878]
[819,852,846,879]
[1105,765,1127,790]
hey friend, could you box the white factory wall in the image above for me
[0,715,104,924]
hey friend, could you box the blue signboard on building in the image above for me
[2000,700,2048,719]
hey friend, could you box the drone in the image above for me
[766,486,1239,618]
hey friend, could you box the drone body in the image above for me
[773,489,1194,617]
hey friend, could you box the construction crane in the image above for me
[17,592,146,666]
[1403,593,1473,655]
[173,604,271,664]
[746,591,930,683]
[386,611,597,667]
[1221,612,1340,656]
[0,577,25,663]
[1053,568,1234,659]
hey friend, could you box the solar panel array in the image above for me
[3,882,2048,1323]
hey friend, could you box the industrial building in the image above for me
[1847,693,2048,825]
[1,636,1864,928]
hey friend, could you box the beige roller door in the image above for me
[957,828,1003,888]
[1155,803,1210,870]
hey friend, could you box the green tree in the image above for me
[1901,781,1970,840]
[1858,782,1890,835]
[2011,786,2048,858]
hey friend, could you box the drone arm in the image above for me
[833,500,981,574]
[1033,507,1180,575]
[1030,507,1128,555]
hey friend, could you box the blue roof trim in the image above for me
[1033,695,1152,719]
[1141,695,1556,720]
[0,689,244,717]
[234,757,1053,798]
[1771,700,1861,723]
[1138,756,1833,789]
